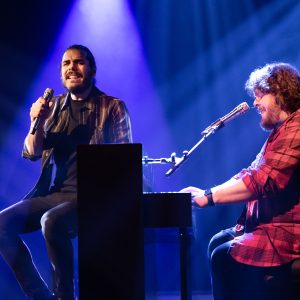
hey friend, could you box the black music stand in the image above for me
[77,144,144,300]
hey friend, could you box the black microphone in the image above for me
[30,88,54,135]
[201,102,250,135]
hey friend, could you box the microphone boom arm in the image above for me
[165,101,250,176]
[165,128,214,176]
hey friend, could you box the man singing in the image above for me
[0,44,132,300]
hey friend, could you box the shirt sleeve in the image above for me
[109,99,133,144]
[233,142,266,180]
[242,117,300,200]
[22,144,42,161]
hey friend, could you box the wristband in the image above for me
[204,188,215,206]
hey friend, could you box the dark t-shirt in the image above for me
[51,98,90,193]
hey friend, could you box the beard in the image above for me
[260,109,281,131]
[260,120,274,131]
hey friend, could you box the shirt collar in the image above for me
[60,87,97,111]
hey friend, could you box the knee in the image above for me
[207,232,222,260]
[207,227,236,261]
[41,211,59,239]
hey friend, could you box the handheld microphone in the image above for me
[30,88,54,135]
[201,102,250,135]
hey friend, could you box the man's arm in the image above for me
[211,180,253,205]
[24,123,45,158]
[181,178,254,208]
[182,113,300,208]
[23,97,54,158]
[109,99,132,143]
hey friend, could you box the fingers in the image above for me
[180,186,193,193]
[30,97,51,121]
[179,186,207,208]
[180,186,202,194]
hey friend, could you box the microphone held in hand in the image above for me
[201,102,250,135]
[30,88,54,135]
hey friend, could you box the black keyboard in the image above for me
[143,192,192,228]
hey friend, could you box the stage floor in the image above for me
[147,292,213,300]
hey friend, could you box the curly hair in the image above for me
[245,63,300,113]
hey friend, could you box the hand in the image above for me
[30,97,53,122]
[180,186,207,208]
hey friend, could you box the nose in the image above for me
[68,61,76,71]
[253,97,260,107]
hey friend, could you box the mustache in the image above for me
[66,71,82,78]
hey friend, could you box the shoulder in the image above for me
[94,88,120,101]
[288,108,300,122]
[282,108,300,130]
[273,109,300,149]
[93,88,127,109]
[51,93,67,108]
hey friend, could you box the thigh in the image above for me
[0,193,76,234]
[0,199,48,234]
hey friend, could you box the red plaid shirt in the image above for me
[230,109,300,267]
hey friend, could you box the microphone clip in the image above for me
[201,119,224,136]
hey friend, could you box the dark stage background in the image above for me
[0,0,300,298]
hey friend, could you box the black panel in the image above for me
[77,144,144,300]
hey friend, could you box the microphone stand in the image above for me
[144,102,250,176]
[142,153,179,165]
[164,102,250,176]
[142,121,223,177]
[165,122,223,176]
